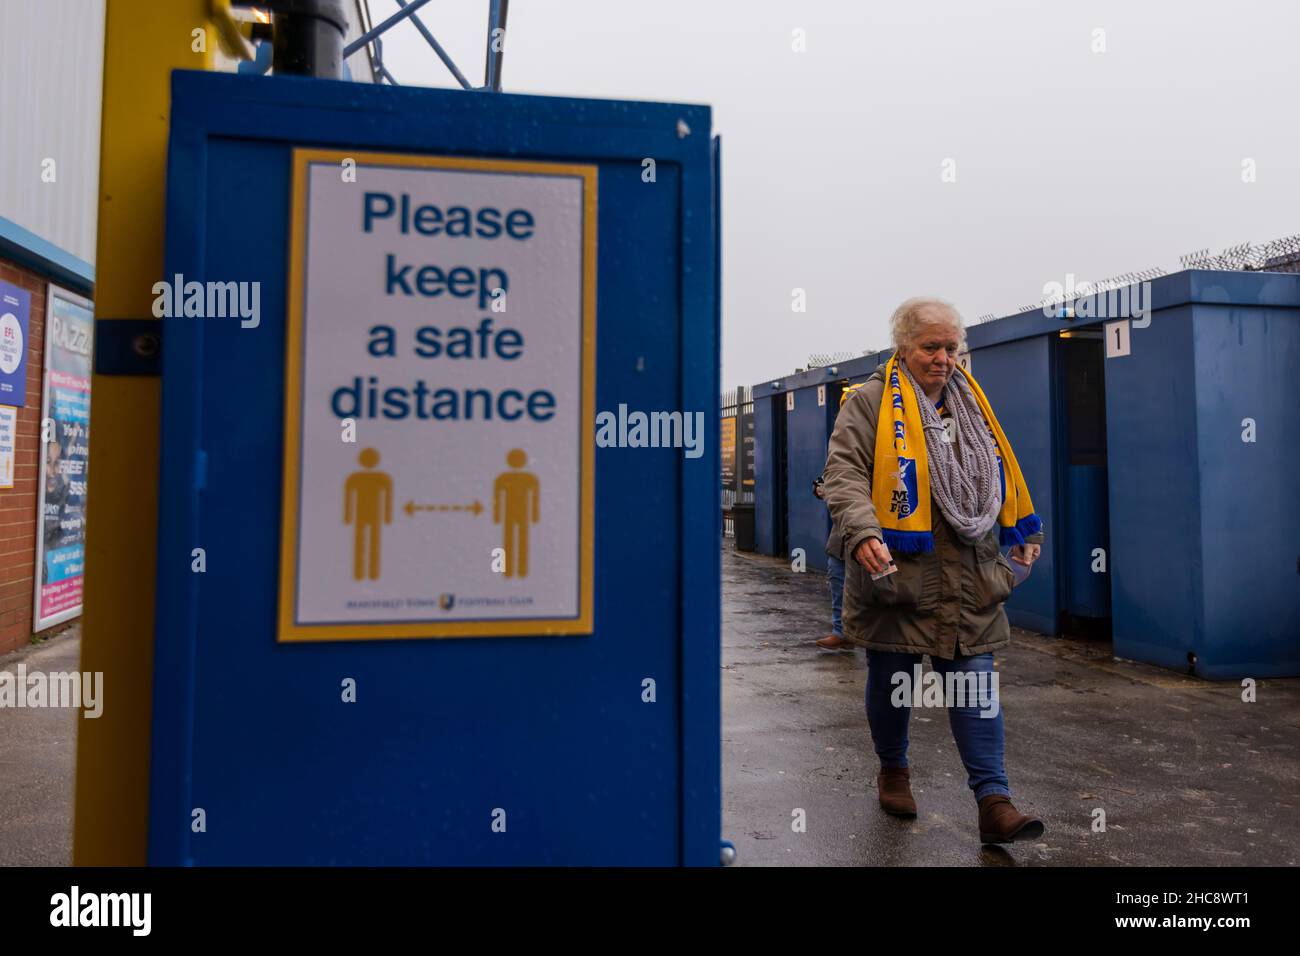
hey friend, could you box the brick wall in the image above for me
[0,256,75,654]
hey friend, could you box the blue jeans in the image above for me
[826,555,845,636]
[865,649,1010,802]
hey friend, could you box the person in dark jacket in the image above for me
[813,474,848,649]
[814,383,866,650]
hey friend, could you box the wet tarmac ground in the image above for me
[722,540,1300,867]
[0,628,78,866]
[3,567,1297,868]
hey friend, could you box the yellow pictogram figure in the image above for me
[493,448,539,578]
[344,447,392,581]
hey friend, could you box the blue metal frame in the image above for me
[0,215,95,296]
[150,70,719,864]
[483,0,509,91]
[393,0,472,89]
[349,0,507,92]
[344,0,437,59]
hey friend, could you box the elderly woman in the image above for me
[822,296,1046,845]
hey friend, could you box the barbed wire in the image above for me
[1257,233,1300,267]
[806,350,865,368]
[975,229,1300,324]
[1180,236,1300,272]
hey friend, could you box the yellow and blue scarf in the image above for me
[872,353,1040,553]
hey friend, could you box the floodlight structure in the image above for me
[349,0,511,90]
[228,0,511,89]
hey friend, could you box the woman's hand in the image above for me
[1009,543,1041,566]
[853,536,893,574]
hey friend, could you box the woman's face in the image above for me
[45,442,61,490]
[901,316,961,394]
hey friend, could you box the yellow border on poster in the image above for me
[278,148,597,642]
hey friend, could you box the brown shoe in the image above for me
[816,633,849,649]
[977,795,1044,844]
[877,767,917,817]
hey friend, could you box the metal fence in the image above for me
[720,386,753,537]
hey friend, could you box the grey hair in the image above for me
[889,296,967,352]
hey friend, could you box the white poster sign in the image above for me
[279,150,596,641]
[0,405,15,489]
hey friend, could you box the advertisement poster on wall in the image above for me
[0,279,30,407]
[739,408,755,490]
[720,416,736,490]
[33,285,93,630]
[0,404,16,488]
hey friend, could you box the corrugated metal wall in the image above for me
[0,0,106,267]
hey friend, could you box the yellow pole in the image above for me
[74,0,215,865]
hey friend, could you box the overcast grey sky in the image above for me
[370,0,1300,390]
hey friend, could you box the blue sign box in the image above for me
[151,71,721,865]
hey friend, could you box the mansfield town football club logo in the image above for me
[439,594,455,611]
[890,457,917,518]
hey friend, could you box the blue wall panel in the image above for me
[1104,306,1204,672]
[785,384,832,572]
[1191,304,1300,677]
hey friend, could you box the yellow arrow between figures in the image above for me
[403,500,484,517]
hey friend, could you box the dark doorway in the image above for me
[1056,332,1112,639]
